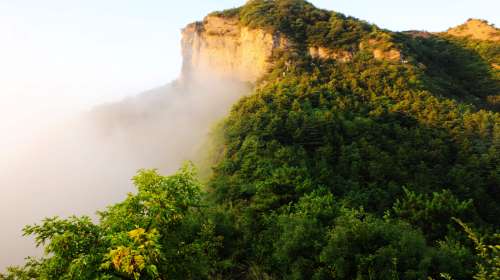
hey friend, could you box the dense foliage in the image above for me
[1,165,222,280]
[397,32,500,109]
[3,0,499,279]
[213,0,377,51]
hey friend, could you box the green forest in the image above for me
[2,0,499,279]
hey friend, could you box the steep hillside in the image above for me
[2,1,498,280]
[402,20,500,109]
[446,19,500,42]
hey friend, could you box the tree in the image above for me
[1,164,222,280]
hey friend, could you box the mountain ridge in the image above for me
[184,4,498,95]
[446,18,500,42]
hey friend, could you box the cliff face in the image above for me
[181,16,288,82]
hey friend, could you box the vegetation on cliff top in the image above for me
[2,0,499,279]
[212,0,377,51]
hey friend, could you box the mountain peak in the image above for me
[446,18,500,41]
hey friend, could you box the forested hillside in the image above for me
[2,1,498,279]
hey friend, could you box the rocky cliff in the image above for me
[180,14,498,83]
[181,16,288,82]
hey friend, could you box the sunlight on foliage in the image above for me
[101,228,160,279]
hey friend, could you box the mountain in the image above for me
[446,18,500,42]
[1,1,498,279]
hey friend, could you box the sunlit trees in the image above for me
[1,165,222,280]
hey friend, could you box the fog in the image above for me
[0,75,249,270]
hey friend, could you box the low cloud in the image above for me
[0,76,249,270]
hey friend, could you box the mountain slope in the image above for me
[204,1,499,279]
[446,19,500,42]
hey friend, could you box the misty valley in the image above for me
[0,77,249,270]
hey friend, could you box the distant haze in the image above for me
[0,77,249,269]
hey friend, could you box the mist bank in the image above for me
[0,76,249,270]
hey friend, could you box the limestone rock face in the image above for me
[359,39,402,62]
[308,46,353,62]
[308,40,402,63]
[372,48,401,61]
[181,16,288,82]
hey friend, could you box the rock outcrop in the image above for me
[308,47,353,62]
[181,16,288,82]
[309,40,402,63]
